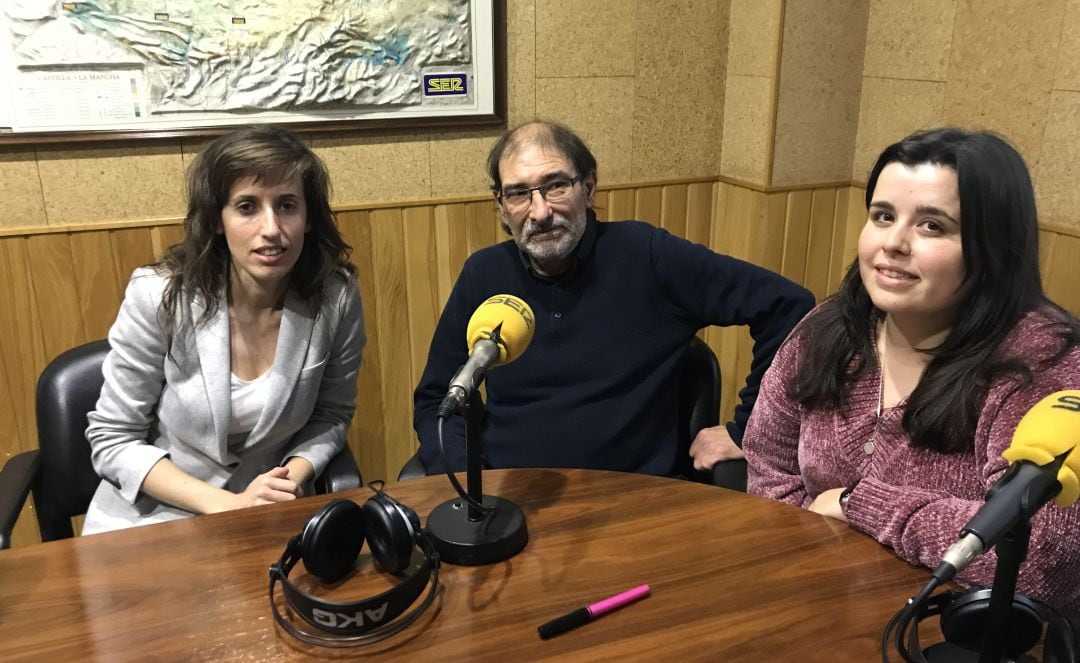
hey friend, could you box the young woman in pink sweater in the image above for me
[743,128,1080,614]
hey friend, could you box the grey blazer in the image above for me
[83,267,365,534]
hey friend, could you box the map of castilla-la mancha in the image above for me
[5,0,472,113]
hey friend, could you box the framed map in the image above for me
[0,0,504,143]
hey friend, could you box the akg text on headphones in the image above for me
[268,487,441,647]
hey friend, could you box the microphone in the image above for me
[437,294,536,418]
[935,390,1080,584]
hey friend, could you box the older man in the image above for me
[413,121,813,476]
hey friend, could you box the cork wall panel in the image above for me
[727,0,782,78]
[851,78,946,182]
[312,131,432,204]
[863,0,956,81]
[429,130,502,198]
[535,0,636,78]
[535,77,635,183]
[771,0,868,186]
[720,74,775,184]
[1056,0,1080,91]
[942,0,1064,165]
[506,0,538,126]
[0,148,47,228]
[631,0,726,180]
[1034,90,1080,233]
[34,142,186,225]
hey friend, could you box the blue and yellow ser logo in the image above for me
[424,74,468,96]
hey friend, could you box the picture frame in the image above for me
[0,0,505,144]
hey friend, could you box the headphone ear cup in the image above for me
[362,494,419,575]
[299,499,366,583]
[1044,615,1080,663]
[939,588,1044,658]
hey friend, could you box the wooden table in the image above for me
[0,469,935,661]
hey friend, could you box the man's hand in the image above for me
[689,425,745,471]
[807,487,847,522]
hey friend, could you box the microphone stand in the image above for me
[427,388,528,565]
[977,522,1030,663]
[924,522,1035,663]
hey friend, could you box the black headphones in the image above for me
[268,487,441,647]
[913,588,1079,662]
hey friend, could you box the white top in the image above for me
[228,370,270,435]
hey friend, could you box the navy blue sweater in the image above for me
[413,216,814,475]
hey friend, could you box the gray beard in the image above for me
[515,213,586,263]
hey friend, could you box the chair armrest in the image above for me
[712,458,748,492]
[397,452,427,481]
[0,451,40,549]
[314,447,362,495]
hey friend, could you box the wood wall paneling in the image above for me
[434,203,469,309]
[70,231,123,341]
[635,186,664,229]
[337,209,388,489]
[608,189,636,221]
[6,180,1078,547]
[780,190,813,283]
[803,188,839,302]
[685,182,715,247]
[659,184,688,238]
[1042,230,1080,315]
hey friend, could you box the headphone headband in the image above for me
[268,494,440,646]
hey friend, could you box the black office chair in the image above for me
[398,336,747,491]
[0,339,362,549]
[675,336,747,491]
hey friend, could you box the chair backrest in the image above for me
[34,340,109,541]
[675,336,721,480]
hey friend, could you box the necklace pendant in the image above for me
[863,440,876,455]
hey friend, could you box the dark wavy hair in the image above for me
[154,125,354,348]
[790,128,1079,452]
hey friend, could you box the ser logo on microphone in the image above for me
[1051,394,1080,412]
[482,294,535,330]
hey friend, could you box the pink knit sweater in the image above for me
[744,306,1080,615]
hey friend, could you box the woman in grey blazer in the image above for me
[83,126,365,534]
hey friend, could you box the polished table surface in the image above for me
[0,469,936,661]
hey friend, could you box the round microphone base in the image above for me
[426,496,528,566]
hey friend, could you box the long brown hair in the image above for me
[154,125,354,350]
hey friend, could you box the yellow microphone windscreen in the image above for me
[1001,390,1080,507]
[466,295,536,366]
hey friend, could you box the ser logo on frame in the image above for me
[424,73,468,96]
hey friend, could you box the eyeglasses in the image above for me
[497,174,582,211]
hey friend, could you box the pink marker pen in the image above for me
[537,584,651,639]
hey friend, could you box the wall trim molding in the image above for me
[3,175,1077,239]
